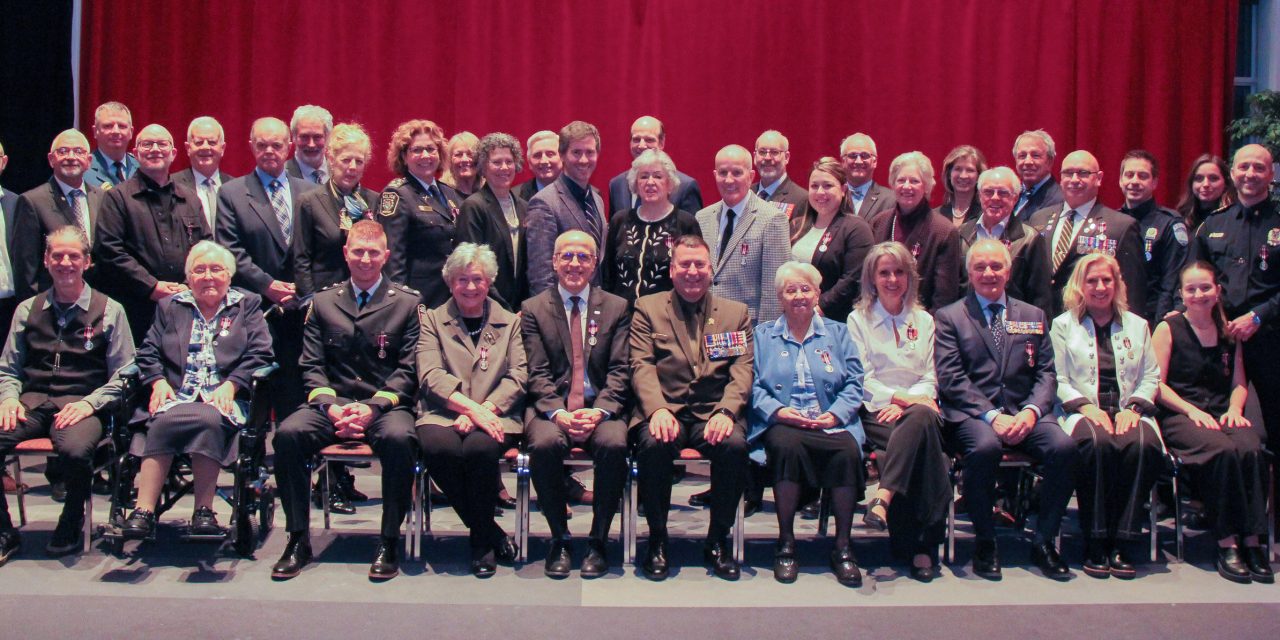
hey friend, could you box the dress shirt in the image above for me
[549,284,603,421]
[1050,198,1097,255]
[193,168,222,229]
[973,291,1040,423]
[974,218,1008,241]
[295,156,329,184]
[847,181,871,215]
[0,187,12,298]
[716,199,747,260]
[351,276,384,303]
[255,167,293,210]
[791,226,823,263]
[54,177,94,241]
[845,300,936,412]
[757,176,786,199]
[1015,175,1052,216]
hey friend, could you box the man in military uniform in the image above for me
[270,220,420,581]
[1117,150,1188,322]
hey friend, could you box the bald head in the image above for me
[1060,150,1102,209]
[629,115,665,159]
[554,229,597,254]
[250,117,292,177]
[714,145,755,207]
[1232,143,1276,207]
[134,124,177,182]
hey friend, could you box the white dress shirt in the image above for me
[845,300,937,412]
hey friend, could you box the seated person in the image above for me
[750,261,865,586]
[121,241,273,542]
[934,238,1077,581]
[846,242,948,582]
[0,227,134,561]
[271,221,420,581]
[1050,253,1162,579]
[416,242,526,578]
[630,235,751,582]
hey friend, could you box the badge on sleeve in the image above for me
[1172,222,1189,247]
[379,192,400,217]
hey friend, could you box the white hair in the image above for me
[290,105,334,135]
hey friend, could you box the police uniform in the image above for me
[272,278,421,541]
[1120,199,1189,322]
[378,176,465,310]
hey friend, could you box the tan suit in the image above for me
[416,300,527,433]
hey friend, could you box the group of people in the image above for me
[0,101,1277,588]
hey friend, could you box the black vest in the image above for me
[20,289,111,409]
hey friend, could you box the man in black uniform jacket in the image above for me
[1117,150,1188,322]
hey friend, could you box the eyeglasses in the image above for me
[557,251,595,264]
[190,264,228,276]
[980,188,1016,199]
[137,140,173,151]
[53,147,89,158]
[755,148,786,157]
[843,152,876,162]
[1062,169,1097,179]
[408,145,438,155]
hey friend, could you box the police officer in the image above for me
[270,220,420,581]
[1117,150,1188,322]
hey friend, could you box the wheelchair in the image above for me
[101,364,279,557]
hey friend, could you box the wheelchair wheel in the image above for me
[258,485,276,535]
[233,512,258,557]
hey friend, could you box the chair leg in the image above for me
[516,453,529,564]
[12,457,26,527]
[422,470,431,535]
[83,493,93,553]
[817,488,829,538]
[625,460,637,565]
[945,471,957,564]
[1149,485,1159,563]
[1172,472,1184,563]
[407,464,421,562]
[322,460,332,530]
[733,492,745,564]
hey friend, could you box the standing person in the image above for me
[454,133,529,311]
[284,105,333,185]
[171,117,233,232]
[752,130,807,212]
[1175,154,1236,231]
[958,167,1054,311]
[526,121,607,296]
[1010,129,1064,223]
[514,130,562,202]
[82,102,137,189]
[441,132,483,198]
[789,157,873,321]
[606,116,702,215]
[1117,150,1189,322]
[940,145,986,227]
[839,133,895,219]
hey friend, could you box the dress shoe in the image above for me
[336,468,369,502]
[544,539,573,578]
[972,539,1002,580]
[313,485,356,515]
[1082,539,1111,579]
[1031,541,1071,581]
[704,538,740,581]
[800,500,821,520]
[50,481,67,503]
[189,506,222,536]
[909,563,935,583]
[862,497,888,531]
[743,498,762,518]
[46,515,83,557]
[471,549,497,578]
[121,509,156,540]
[829,545,862,587]
[0,529,20,565]
[773,538,798,584]
[642,538,669,581]
[1217,546,1252,584]
[1109,548,1137,580]
[688,489,711,508]
[566,474,594,505]
[493,535,518,566]
[496,492,518,511]
[271,533,313,579]
[1245,546,1275,584]
[369,537,400,580]
[581,539,608,579]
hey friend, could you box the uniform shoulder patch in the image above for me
[100,182,112,191]
[1172,222,1189,246]
[379,191,400,217]
[394,282,419,295]
[386,177,407,188]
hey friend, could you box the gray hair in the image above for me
[476,132,524,176]
[626,149,682,197]
[442,242,499,283]
[774,261,822,293]
[46,225,90,255]
[184,240,237,278]
[965,237,1012,271]
[1013,129,1057,161]
[290,105,334,135]
[526,130,558,151]
[840,132,877,156]
[756,129,790,151]
[186,116,224,142]
[888,151,936,195]
[976,166,1022,194]
[94,101,132,126]
[856,242,921,313]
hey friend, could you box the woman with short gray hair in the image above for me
[456,133,530,310]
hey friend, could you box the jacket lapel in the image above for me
[547,291,573,365]
[715,200,758,274]
[668,293,700,370]
[965,294,1000,365]
[246,176,288,250]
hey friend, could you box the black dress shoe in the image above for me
[800,500,821,520]
[830,545,862,587]
[189,506,222,536]
[336,467,369,502]
[704,539,740,581]
[1082,539,1111,579]
[471,549,497,578]
[688,489,711,507]
[544,539,572,578]
[46,516,83,557]
[972,539,1002,580]
[313,485,357,515]
[1245,546,1274,584]
[642,538,669,581]
[496,493,518,510]
[1217,547,1252,584]
[50,481,67,503]
[862,498,888,531]
[0,529,20,565]
[773,538,798,584]
[1031,541,1071,580]
[1109,548,1137,580]
[369,537,400,580]
[121,509,156,540]
[271,533,313,579]
[581,539,608,579]
[493,535,518,566]
[743,499,762,518]
[909,564,935,583]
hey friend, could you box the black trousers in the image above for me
[418,424,507,553]
[0,403,102,529]
[1070,416,1162,541]
[948,416,1077,542]
[526,416,627,542]
[266,308,306,420]
[273,405,417,539]
[633,419,748,541]
[863,404,949,557]
[1161,414,1267,539]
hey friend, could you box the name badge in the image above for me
[703,330,748,360]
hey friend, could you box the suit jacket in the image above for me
[958,217,1054,311]
[0,187,17,241]
[628,290,753,428]
[790,203,874,321]
[170,167,234,192]
[455,184,528,311]
[757,176,808,210]
[520,287,631,420]
[83,150,138,189]
[607,169,703,216]
[934,293,1056,424]
[380,176,467,307]
[852,181,896,219]
[416,300,527,433]
[11,178,106,300]
[526,174,607,296]
[1028,201,1147,317]
[869,203,964,313]
[1014,178,1064,224]
[748,316,865,446]
[513,179,539,203]
[285,158,328,184]
[294,183,382,298]
[215,172,318,295]
[1049,310,1159,435]
[695,191,791,323]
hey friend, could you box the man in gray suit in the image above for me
[695,144,790,324]
[840,132,896,219]
[606,116,702,215]
[752,130,807,217]
[171,116,233,231]
[284,105,333,185]
[526,121,608,296]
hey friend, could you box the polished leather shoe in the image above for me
[493,535,518,566]
[642,538,669,581]
[743,499,762,518]
[271,533,313,579]
[46,516,83,557]
[972,539,1002,580]
[688,489,711,507]
[0,529,20,565]
[580,539,608,579]
[800,500,821,520]
[1109,548,1137,580]
[335,468,369,502]
[1245,546,1274,584]
[189,506,222,536]
[1031,541,1071,580]
[704,539,740,581]
[496,492,518,511]
[471,550,497,578]
[1217,546,1252,584]
[863,497,888,531]
[909,563,935,583]
[369,538,400,580]
[313,485,356,515]
[565,474,594,505]
[1082,539,1111,579]
[544,539,573,578]
[50,481,67,503]
[121,509,156,540]
[773,539,798,584]
[830,545,862,587]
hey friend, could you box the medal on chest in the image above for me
[1025,342,1036,367]
[818,230,833,253]
[819,349,834,373]
[1260,244,1270,271]
[377,332,389,359]
[740,242,750,265]
[478,346,490,371]
[910,242,922,259]
[83,324,95,350]
[905,323,918,350]
[587,318,599,346]
[219,316,232,337]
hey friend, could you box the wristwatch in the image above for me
[1252,312,1262,326]
[713,408,735,420]
[1125,402,1146,416]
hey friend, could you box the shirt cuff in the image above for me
[982,409,999,425]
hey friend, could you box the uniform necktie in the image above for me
[113,161,125,183]
[1052,210,1076,272]
[426,183,447,211]
[720,208,737,259]
[758,184,771,200]
[989,303,1006,356]
[1014,187,1032,217]
[357,290,370,310]
[269,179,293,244]
[68,188,90,239]
[567,296,586,411]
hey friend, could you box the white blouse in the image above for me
[846,300,937,412]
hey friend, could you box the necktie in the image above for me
[311,169,325,184]
[269,179,293,244]
[68,189,90,239]
[201,178,218,229]
[1014,187,1032,217]
[426,183,447,210]
[720,208,737,259]
[988,303,1006,356]
[567,296,586,411]
[344,194,366,223]
[851,187,864,215]
[1051,210,1076,272]
[357,290,370,310]
[113,161,125,184]
[758,183,770,200]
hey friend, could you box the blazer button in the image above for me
[780,350,789,357]
[774,384,783,390]
[713,280,720,286]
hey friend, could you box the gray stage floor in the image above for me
[2,462,1279,638]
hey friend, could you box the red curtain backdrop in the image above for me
[79,0,1236,206]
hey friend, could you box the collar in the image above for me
[977,217,1008,239]
[674,291,708,318]
[411,174,438,193]
[94,149,129,168]
[847,181,871,199]
[535,178,554,192]
[558,284,591,309]
[770,312,825,344]
[54,177,85,197]
[255,167,288,192]
[722,197,746,217]
[975,291,1008,313]
[136,171,171,193]
[869,298,912,330]
[1025,175,1052,195]
[294,156,328,179]
[351,276,383,300]
[1062,198,1097,218]
[1242,198,1278,218]
[42,284,95,311]
[758,175,786,195]
[562,173,592,204]
[192,167,221,186]
[171,288,245,317]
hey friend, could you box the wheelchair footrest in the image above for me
[178,525,230,543]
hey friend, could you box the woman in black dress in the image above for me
[602,149,700,302]
[1174,154,1236,231]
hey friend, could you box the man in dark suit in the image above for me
[93,124,211,344]
[958,166,1053,310]
[526,121,608,296]
[216,117,319,424]
[284,105,333,185]
[82,102,138,190]
[171,117,233,232]
[606,116,702,215]
[630,234,752,581]
[934,238,1077,581]
[521,230,630,579]
[752,130,807,217]
[0,140,18,334]
[1011,129,1065,224]
[514,130,561,202]
[1029,150,1147,317]
[840,133,896,219]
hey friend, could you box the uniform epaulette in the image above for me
[393,282,419,295]
[386,177,407,188]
